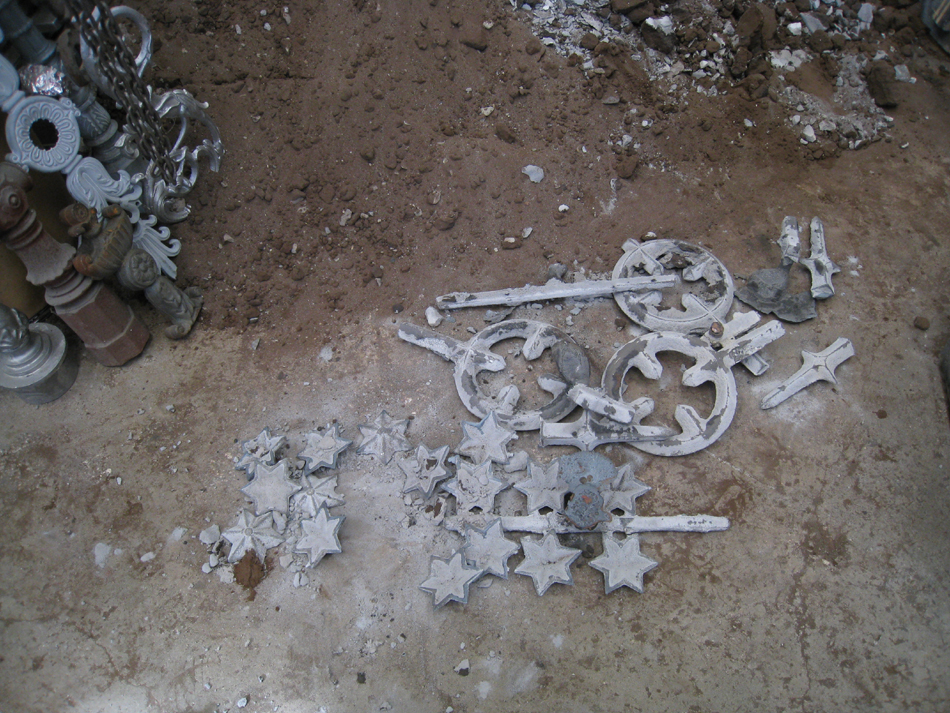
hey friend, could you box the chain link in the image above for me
[64,0,176,184]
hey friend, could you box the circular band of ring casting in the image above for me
[456,319,591,431]
[612,239,735,333]
[601,331,737,456]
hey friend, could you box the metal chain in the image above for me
[64,0,176,184]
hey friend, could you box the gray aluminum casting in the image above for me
[800,217,841,300]
[601,463,651,516]
[589,533,659,594]
[398,319,591,430]
[435,274,676,310]
[567,383,652,425]
[736,262,817,323]
[445,511,730,536]
[461,519,520,579]
[736,216,838,321]
[240,458,302,516]
[701,312,786,372]
[0,304,78,404]
[442,458,508,514]
[702,311,773,375]
[601,332,739,457]
[234,427,287,478]
[294,505,344,567]
[398,444,452,498]
[143,88,226,224]
[222,509,285,564]
[292,474,344,518]
[513,459,568,513]
[514,533,582,596]
[419,550,486,608]
[540,408,674,451]
[298,424,351,474]
[612,238,735,333]
[761,337,855,409]
[79,5,153,103]
[457,411,518,465]
[778,215,801,265]
[357,410,411,464]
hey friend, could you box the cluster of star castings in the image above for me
[204,426,351,577]
[414,411,668,608]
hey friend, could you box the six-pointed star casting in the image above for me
[298,425,352,474]
[292,474,344,518]
[514,459,567,513]
[601,464,651,516]
[295,505,344,566]
[457,411,517,465]
[357,410,411,464]
[240,459,302,515]
[397,444,451,498]
[217,411,725,605]
[442,458,508,514]
[462,519,520,579]
[515,532,582,596]
[419,550,485,608]
[235,427,288,477]
[589,533,658,594]
[222,509,285,563]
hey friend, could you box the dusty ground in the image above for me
[2,0,950,711]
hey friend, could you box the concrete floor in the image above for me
[3,234,950,712]
[3,1,950,710]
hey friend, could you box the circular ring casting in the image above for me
[601,331,737,456]
[612,239,735,333]
[456,319,590,431]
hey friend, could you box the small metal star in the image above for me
[419,550,485,608]
[514,459,568,513]
[298,424,352,474]
[357,410,411,464]
[589,533,658,594]
[462,519,520,579]
[515,533,582,596]
[294,505,344,567]
[397,444,451,498]
[235,428,287,477]
[240,459,302,516]
[457,411,517,465]
[292,473,344,517]
[601,463,651,516]
[442,458,508,514]
[222,509,285,564]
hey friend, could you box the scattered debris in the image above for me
[521,165,544,183]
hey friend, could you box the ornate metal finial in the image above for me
[0,304,78,404]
